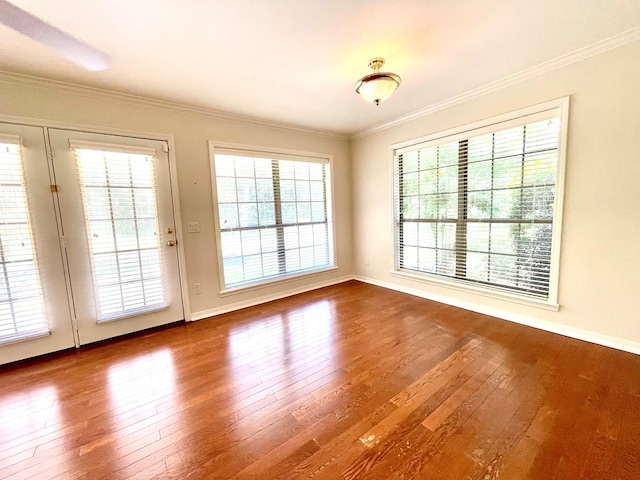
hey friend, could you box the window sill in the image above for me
[0,329,51,346]
[391,269,560,311]
[220,265,339,297]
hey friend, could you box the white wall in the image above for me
[351,43,640,353]
[0,77,352,319]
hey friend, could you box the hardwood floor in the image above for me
[2,280,640,479]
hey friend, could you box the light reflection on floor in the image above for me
[0,384,59,444]
[225,298,340,439]
[106,349,181,457]
[227,299,335,364]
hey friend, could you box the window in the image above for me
[0,135,48,343]
[72,143,167,322]
[210,144,334,292]
[393,99,568,307]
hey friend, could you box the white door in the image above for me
[47,129,184,345]
[0,123,75,364]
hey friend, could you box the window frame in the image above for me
[209,141,337,295]
[390,98,569,310]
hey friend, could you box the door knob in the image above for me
[167,240,176,247]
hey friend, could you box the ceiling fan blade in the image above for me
[0,0,110,71]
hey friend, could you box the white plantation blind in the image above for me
[73,147,168,322]
[394,106,564,301]
[0,140,49,343]
[212,149,334,290]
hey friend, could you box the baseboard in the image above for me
[190,275,354,321]
[353,275,640,356]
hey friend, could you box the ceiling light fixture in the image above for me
[354,57,401,106]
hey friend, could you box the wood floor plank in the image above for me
[2,280,640,479]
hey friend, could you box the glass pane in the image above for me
[438,143,458,167]
[310,181,324,201]
[294,162,309,180]
[438,165,458,193]
[256,179,273,202]
[285,249,300,272]
[525,119,559,151]
[468,191,491,219]
[419,147,438,170]
[467,252,488,281]
[216,177,237,203]
[467,133,493,162]
[493,155,522,189]
[467,160,492,192]
[223,257,243,285]
[418,247,436,272]
[402,222,418,246]
[261,229,278,253]
[296,181,310,201]
[311,202,325,222]
[236,178,256,202]
[241,230,261,256]
[467,223,489,252]
[418,222,436,249]
[494,126,524,158]
[400,151,419,173]
[280,179,296,201]
[402,246,418,270]
[418,195,437,220]
[313,224,327,245]
[218,204,239,229]
[402,196,419,219]
[402,172,420,196]
[438,193,458,219]
[234,157,254,177]
[221,231,242,258]
[492,190,513,219]
[254,157,273,178]
[238,203,258,227]
[296,202,311,223]
[215,154,235,177]
[419,169,437,195]
[284,226,299,249]
[279,161,295,179]
[258,202,275,226]
[281,202,297,224]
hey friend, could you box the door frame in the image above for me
[0,113,192,346]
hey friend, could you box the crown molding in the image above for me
[354,26,640,139]
[0,70,347,140]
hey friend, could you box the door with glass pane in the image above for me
[48,129,183,345]
[0,123,75,365]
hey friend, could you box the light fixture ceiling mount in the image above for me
[354,57,401,106]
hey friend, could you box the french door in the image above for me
[0,124,184,365]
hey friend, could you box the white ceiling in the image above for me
[1,0,639,136]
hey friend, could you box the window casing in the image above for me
[210,144,335,292]
[393,99,568,308]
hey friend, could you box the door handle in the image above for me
[167,240,176,247]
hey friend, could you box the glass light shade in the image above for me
[355,73,401,105]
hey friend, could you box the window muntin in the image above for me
[394,104,565,303]
[212,148,334,291]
